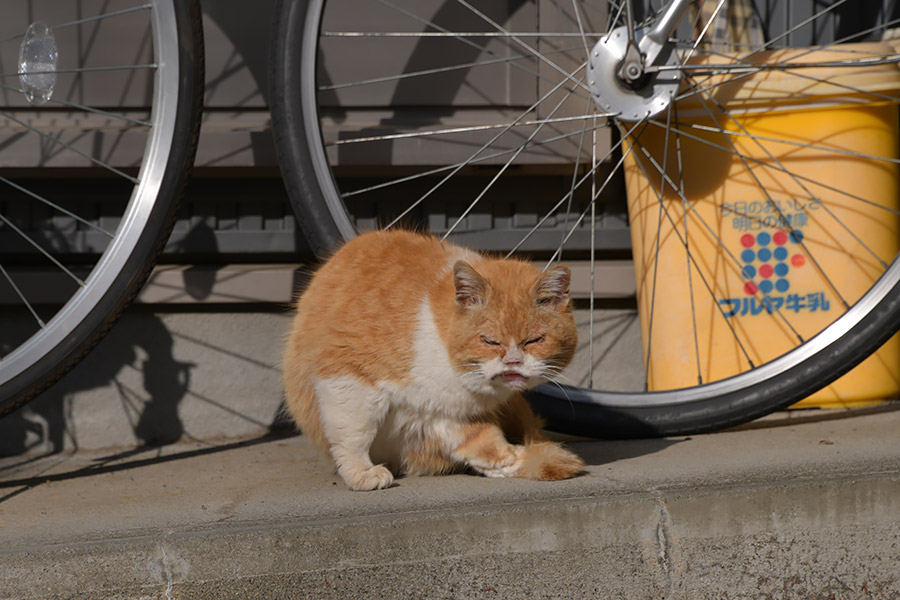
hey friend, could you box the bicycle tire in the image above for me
[270,0,347,257]
[0,0,204,417]
[270,0,900,437]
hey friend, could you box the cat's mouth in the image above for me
[494,370,530,389]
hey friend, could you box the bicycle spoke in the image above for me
[771,65,900,106]
[684,75,892,271]
[507,123,631,258]
[527,119,650,262]
[0,83,151,127]
[0,176,114,238]
[0,264,45,329]
[571,0,592,63]
[0,213,86,287]
[684,0,728,62]
[454,0,594,96]
[588,113,598,389]
[672,102,703,385]
[3,65,156,79]
[441,76,586,240]
[605,0,626,35]
[52,4,152,33]
[544,143,633,266]
[631,124,808,346]
[677,80,854,308]
[756,0,850,53]
[383,61,591,230]
[668,26,900,60]
[654,54,900,75]
[643,104,679,388]
[824,15,900,48]
[0,4,152,45]
[328,113,604,147]
[555,95,595,263]
[323,31,602,38]
[0,110,139,183]
[341,123,604,199]
[689,122,900,167]
[622,125,758,369]
[642,117,900,219]
[48,101,151,128]
[319,45,586,91]
[667,1,857,60]
[373,0,592,101]
[544,118,649,267]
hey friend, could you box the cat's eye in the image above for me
[480,335,501,346]
[523,335,545,346]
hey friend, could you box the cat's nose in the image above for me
[502,346,524,365]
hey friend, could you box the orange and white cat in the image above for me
[282,230,584,491]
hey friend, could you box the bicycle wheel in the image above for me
[0,1,203,417]
[270,0,900,437]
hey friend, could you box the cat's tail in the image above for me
[516,441,585,481]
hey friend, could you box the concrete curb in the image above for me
[2,410,899,599]
[3,466,898,599]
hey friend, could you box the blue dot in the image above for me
[758,248,772,262]
[774,263,789,276]
[742,249,755,263]
[790,230,804,243]
[774,247,788,261]
[776,279,790,292]
[742,265,756,279]
[757,232,771,245]
[759,280,774,294]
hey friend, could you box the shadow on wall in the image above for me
[1,315,192,456]
[0,302,289,459]
[201,0,278,167]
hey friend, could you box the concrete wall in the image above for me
[0,309,291,456]
[0,306,641,456]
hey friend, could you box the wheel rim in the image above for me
[299,0,900,409]
[0,3,183,389]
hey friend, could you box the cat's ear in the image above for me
[534,265,571,309]
[453,261,487,308]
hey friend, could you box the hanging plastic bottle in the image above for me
[18,22,58,105]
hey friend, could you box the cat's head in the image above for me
[447,259,578,393]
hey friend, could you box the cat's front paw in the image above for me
[481,445,525,478]
[342,464,395,491]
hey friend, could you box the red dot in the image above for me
[759,264,774,278]
[741,234,755,248]
[744,282,758,295]
[773,231,788,245]
[791,254,806,267]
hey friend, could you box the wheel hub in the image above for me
[588,26,681,122]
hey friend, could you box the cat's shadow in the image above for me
[553,435,684,468]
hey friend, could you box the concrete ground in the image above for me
[2,406,899,599]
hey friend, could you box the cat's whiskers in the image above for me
[533,361,579,416]
[457,371,484,382]
[535,362,576,386]
[548,372,577,387]
[545,378,577,418]
[545,378,571,398]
